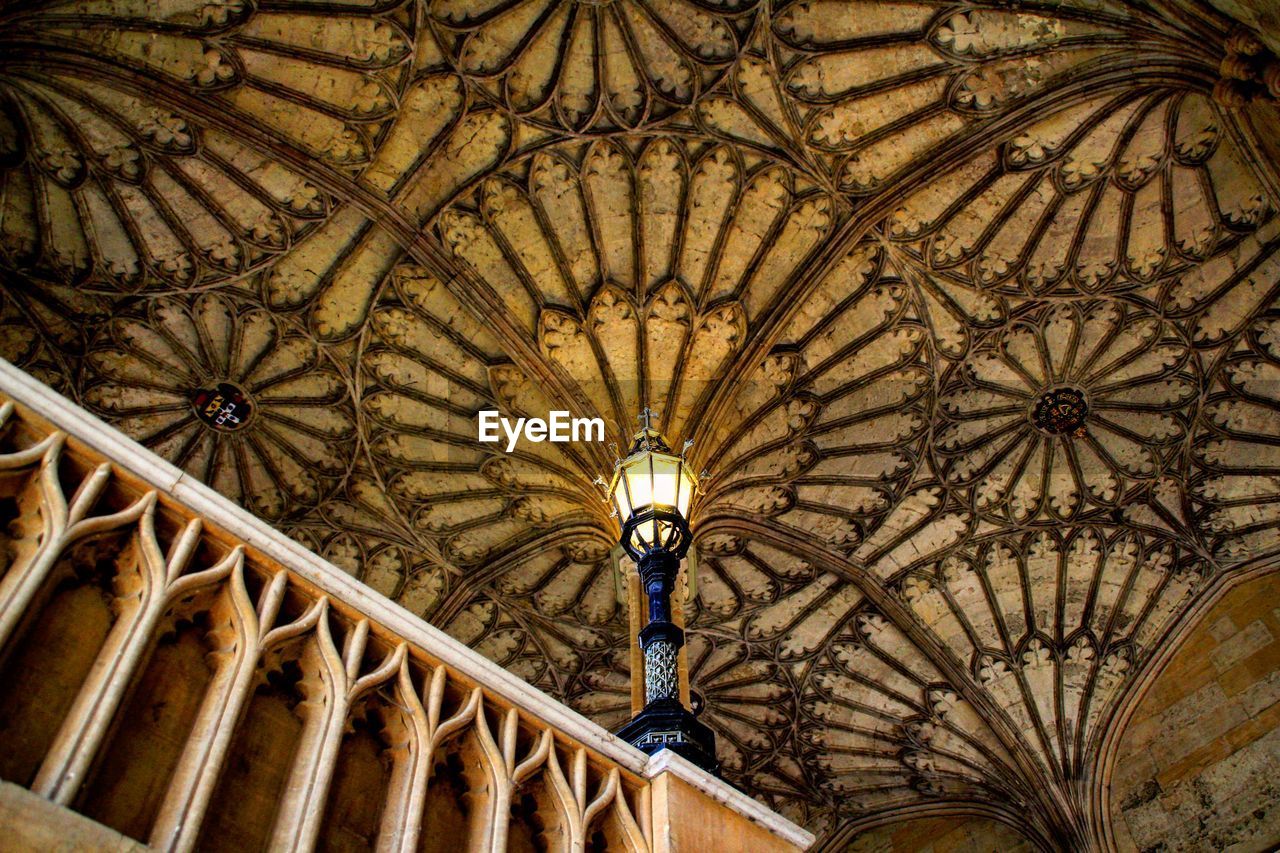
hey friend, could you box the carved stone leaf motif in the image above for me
[1192,302,1280,564]
[436,137,837,442]
[4,0,412,161]
[443,588,614,696]
[0,0,418,291]
[0,280,103,394]
[286,472,455,613]
[792,524,1200,836]
[2,0,1280,846]
[81,292,356,520]
[704,241,931,548]
[692,535,810,621]
[936,302,1196,523]
[886,90,1273,297]
[362,262,609,571]
[772,3,1114,189]
[768,1,1241,198]
[799,609,1022,811]
[1165,220,1280,347]
[0,74,331,291]
[893,528,1196,767]
[885,241,1008,362]
[428,0,757,132]
[262,80,511,342]
[0,4,510,343]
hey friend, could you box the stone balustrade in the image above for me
[0,360,811,853]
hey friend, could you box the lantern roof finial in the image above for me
[627,405,671,453]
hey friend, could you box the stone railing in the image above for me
[0,360,812,853]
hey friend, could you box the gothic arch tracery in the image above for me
[2,0,1280,847]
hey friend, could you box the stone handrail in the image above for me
[0,359,811,852]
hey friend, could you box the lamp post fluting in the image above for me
[600,409,718,775]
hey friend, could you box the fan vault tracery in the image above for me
[2,0,1280,849]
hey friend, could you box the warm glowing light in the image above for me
[604,423,700,557]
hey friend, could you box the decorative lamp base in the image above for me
[616,699,719,776]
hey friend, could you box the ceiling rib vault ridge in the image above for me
[1,0,1280,847]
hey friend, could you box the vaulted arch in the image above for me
[3,0,1280,846]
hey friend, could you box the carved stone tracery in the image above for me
[2,0,1280,848]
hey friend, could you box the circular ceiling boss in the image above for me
[1030,386,1089,437]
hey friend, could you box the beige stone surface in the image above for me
[650,770,805,853]
[843,814,1037,853]
[1113,571,1280,852]
[0,781,146,853]
[0,0,1279,847]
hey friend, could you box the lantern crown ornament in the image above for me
[605,408,701,562]
[600,408,718,776]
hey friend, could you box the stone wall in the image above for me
[1112,570,1280,852]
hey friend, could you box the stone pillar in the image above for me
[645,751,812,853]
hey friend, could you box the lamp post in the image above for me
[601,408,718,775]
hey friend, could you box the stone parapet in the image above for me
[0,359,812,853]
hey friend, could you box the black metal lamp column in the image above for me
[600,409,718,775]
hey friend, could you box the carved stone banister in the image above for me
[0,358,813,853]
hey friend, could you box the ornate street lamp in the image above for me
[600,408,718,774]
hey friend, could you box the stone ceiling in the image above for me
[2,0,1280,847]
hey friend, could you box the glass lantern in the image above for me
[606,426,700,560]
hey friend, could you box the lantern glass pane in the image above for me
[633,518,658,551]
[611,470,630,521]
[677,465,695,517]
[623,455,653,513]
[650,454,680,508]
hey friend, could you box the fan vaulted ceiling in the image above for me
[2,0,1280,847]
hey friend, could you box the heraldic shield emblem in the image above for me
[191,382,253,432]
